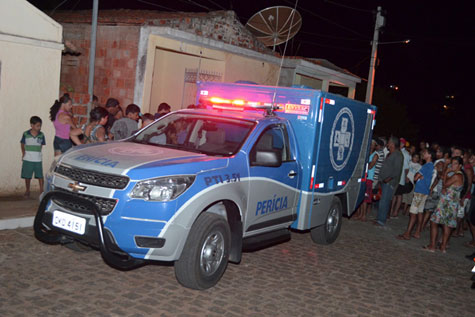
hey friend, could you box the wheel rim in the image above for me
[200,230,225,277]
[326,207,339,235]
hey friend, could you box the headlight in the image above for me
[130,176,195,201]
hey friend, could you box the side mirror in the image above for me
[252,149,282,167]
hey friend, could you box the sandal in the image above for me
[422,245,435,253]
[396,234,410,240]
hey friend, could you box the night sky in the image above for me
[29,0,475,148]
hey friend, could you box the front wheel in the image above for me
[174,212,231,290]
[310,197,342,245]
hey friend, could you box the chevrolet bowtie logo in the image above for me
[68,182,87,193]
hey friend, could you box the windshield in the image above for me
[132,112,255,156]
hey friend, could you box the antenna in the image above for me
[245,6,302,51]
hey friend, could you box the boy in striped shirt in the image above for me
[20,116,45,197]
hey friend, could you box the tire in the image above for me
[310,197,342,245]
[174,212,231,290]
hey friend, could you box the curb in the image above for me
[0,217,34,230]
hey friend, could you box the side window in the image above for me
[250,125,292,166]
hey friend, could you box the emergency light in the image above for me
[199,89,312,117]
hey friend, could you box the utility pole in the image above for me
[88,0,99,107]
[365,6,385,104]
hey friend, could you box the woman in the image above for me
[424,156,464,252]
[83,107,108,143]
[49,94,82,155]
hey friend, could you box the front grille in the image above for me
[53,188,117,216]
[56,164,129,189]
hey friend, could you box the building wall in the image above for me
[295,73,323,89]
[0,0,63,195]
[223,54,279,86]
[149,48,225,112]
[60,24,140,110]
[141,34,280,114]
[0,0,62,43]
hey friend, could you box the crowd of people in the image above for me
[353,135,475,258]
[19,94,174,197]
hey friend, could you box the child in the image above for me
[20,116,46,197]
[397,149,435,240]
[140,113,155,129]
[110,103,140,140]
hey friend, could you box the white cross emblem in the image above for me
[334,117,351,161]
[329,107,354,171]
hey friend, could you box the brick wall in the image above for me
[56,10,272,113]
[61,24,140,111]
[146,11,269,53]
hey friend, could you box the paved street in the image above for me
[1,213,475,316]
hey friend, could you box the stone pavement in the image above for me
[1,200,475,316]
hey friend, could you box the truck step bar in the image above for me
[242,228,291,252]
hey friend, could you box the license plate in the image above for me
[52,210,86,235]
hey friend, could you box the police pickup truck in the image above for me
[35,82,376,289]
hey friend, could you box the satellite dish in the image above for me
[245,6,302,51]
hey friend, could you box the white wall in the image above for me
[0,0,63,195]
[0,0,62,43]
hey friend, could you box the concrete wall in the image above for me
[140,34,280,113]
[0,0,62,43]
[0,0,63,195]
[223,53,279,86]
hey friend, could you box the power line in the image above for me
[297,39,368,52]
[299,30,369,42]
[50,0,69,15]
[324,0,373,13]
[281,0,368,38]
[179,0,212,11]
[135,0,176,11]
[205,0,227,10]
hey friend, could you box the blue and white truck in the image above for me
[34,82,377,289]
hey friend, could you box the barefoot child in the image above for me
[20,116,45,197]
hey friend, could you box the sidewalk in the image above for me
[0,192,39,230]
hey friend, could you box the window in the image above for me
[251,124,292,166]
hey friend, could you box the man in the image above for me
[372,138,386,189]
[110,104,140,140]
[154,102,171,120]
[374,136,404,226]
[104,98,121,136]
[390,138,411,218]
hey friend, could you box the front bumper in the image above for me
[34,191,144,270]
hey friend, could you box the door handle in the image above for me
[288,170,297,178]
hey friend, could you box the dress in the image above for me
[430,171,463,228]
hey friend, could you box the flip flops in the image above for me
[396,234,410,240]
[422,245,435,253]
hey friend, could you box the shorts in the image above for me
[395,182,413,196]
[457,198,469,218]
[402,187,414,205]
[409,193,428,214]
[21,160,43,179]
[54,136,73,153]
[364,180,373,203]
